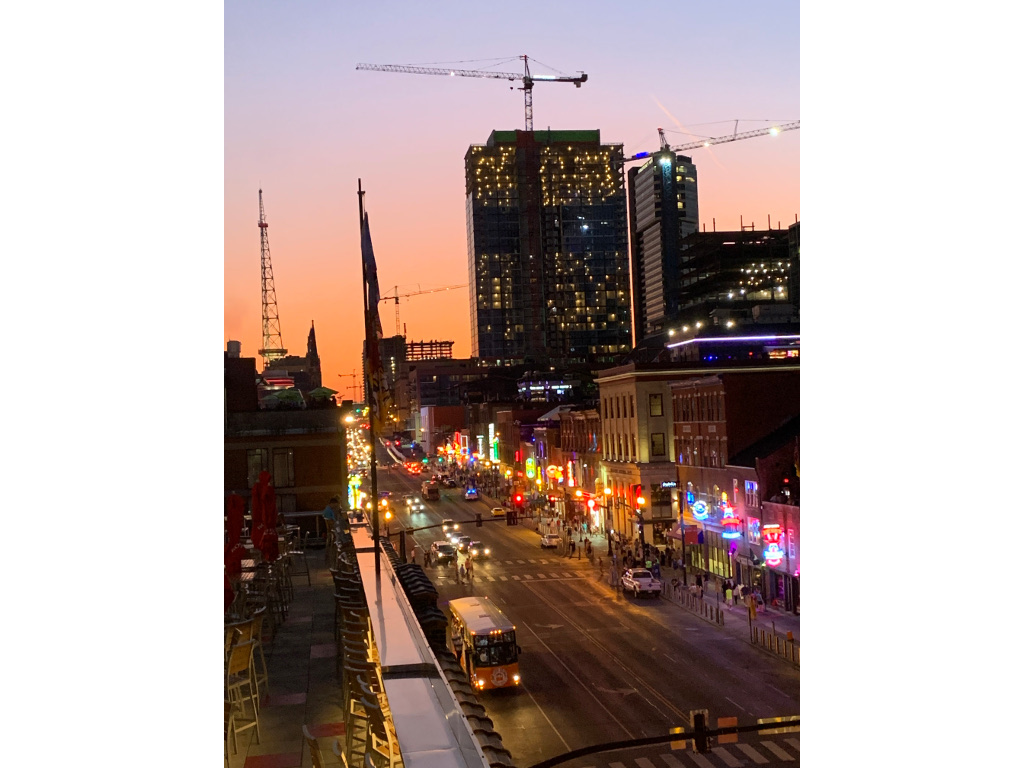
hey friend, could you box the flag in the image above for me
[361,213,395,432]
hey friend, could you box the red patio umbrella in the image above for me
[225,494,246,577]
[250,473,267,551]
[257,471,279,563]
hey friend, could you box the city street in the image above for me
[374,449,800,767]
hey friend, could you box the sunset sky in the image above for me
[225,0,800,395]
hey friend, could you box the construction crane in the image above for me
[337,370,362,401]
[379,284,468,337]
[356,56,587,132]
[625,120,800,163]
[256,189,287,371]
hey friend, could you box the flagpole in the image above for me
[358,178,381,578]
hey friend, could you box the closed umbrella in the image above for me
[250,475,266,550]
[258,471,279,563]
[225,494,246,577]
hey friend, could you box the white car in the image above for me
[490,506,506,517]
[620,568,662,598]
[404,495,426,513]
[540,533,560,548]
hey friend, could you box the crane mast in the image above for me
[257,189,287,370]
[356,56,587,132]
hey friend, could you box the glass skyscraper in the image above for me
[465,130,632,367]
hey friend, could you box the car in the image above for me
[466,540,491,559]
[464,487,479,501]
[620,568,662,598]
[490,506,506,517]
[540,533,560,548]
[430,541,457,565]
[441,518,459,536]
[452,534,474,551]
[443,477,458,488]
[404,495,426,513]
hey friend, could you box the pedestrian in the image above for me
[465,556,474,581]
[410,545,421,566]
[569,539,576,557]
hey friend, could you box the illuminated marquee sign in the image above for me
[762,524,785,566]
[721,504,742,539]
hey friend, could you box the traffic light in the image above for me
[476,512,482,528]
[514,494,523,506]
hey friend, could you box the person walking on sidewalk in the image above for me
[569,538,576,558]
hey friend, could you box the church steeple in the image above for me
[306,321,322,388]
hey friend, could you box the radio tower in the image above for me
[257,189,287,371]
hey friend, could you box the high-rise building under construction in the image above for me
[627,153,700,342]
[465,130,632,367]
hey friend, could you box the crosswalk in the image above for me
[433,570,586,583]
[591,738,799,767]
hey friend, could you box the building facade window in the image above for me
[629,395,635,418]
[273,447,295,488]
[247,448,268,488]
[651,432,665,456]
[745,480,759,508]
[649,393,663,417]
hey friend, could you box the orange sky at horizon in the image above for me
[225,2,800,398]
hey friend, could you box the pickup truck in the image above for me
[620,568,662,598]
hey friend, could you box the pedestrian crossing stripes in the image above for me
[433,571,586,583]
[577,739,798,768]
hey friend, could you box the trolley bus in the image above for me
[447,596,522,691]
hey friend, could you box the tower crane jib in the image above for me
[356,56,587,132]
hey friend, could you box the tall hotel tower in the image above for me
[627,153,699,343]
[465,130,632,367]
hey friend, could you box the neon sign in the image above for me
[691,500,709,520]
[525,457,536,479]
[762,524,785,566]
[721,504,742,539]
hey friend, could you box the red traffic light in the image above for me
[514,494,523,504]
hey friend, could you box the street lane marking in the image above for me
[519,619,633,739]
[523,574,534,580]
[634,758,658,768]
[784,737,800,751]
[710,747,743,768]
[512,575,521,580]
[724,696,753,716]
[500,576,508,581]
[516,559,526,564]
[534,573,546,579]
[734,744,770,764]
[761,741,795,761]
[610,762,628,768]
[658,754,685,768]
[766,683,790,698]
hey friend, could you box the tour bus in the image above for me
[447,596,521,691]
[421,480,440,501]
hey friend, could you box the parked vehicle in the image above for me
[540,533,560,548]
[620,568,662,598]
